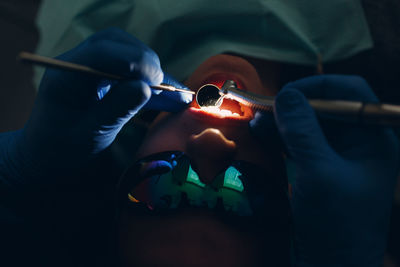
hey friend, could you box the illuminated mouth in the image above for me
[199,98,249,117]
[189,97,253,123]
[189,76,253,121]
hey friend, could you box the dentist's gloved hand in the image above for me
[0,28,191,187]
[250,75,399,266]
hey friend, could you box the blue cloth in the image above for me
[250,75,399,266]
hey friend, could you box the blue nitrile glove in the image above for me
[250,75,399,266]
[143,73,193,112]
[0,28,191,187]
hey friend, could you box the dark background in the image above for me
[0,0,399,265]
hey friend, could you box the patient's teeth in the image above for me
[200,106,240,117]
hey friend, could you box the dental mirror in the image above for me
[196,84,223,108]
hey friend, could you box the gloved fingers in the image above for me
[143,91,192,112]
[283,75,398,160]
[162,73,188,90]
[39,29,164,107]
[283,75,378,102]
[274,88,335,160]
[91,80,151,128]
[150,73,189,95]
[143,73,193,112]
[248,111,284,153]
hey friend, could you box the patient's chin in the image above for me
[118,210,262,267]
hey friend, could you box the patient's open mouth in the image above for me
[218,98,244,116]
[189,102,253,122]
[198,98,248,117]
[189,76,254,121]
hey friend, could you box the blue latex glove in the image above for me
[0,28,191,187]
[250,75,399,266]
[143,73,193,112]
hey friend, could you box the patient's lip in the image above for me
[186,107,251,126]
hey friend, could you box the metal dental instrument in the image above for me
[18,52,400,126]
[17,52,196,95]
[218,80,400,126]
[196,84,224,108]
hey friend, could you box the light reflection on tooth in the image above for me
[201,106,240,117]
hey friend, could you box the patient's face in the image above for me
[118,54,289,266]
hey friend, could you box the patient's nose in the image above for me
[186,128,237,184]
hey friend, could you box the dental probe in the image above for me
[17,52,196,95]
[219,80,400,126]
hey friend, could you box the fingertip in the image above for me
[274,88,308,115]
[249,111,279,142]
[154,69,164,86]
[143,61,164,86]
[274,87,333,157]
[138,81,152,104]
[274,87,314,131]
[180,91,194,104]
[90,80,153,130]
[143,90,191,112]
[144,72,193,111]
[249,111,275,131]
[139,50,163,86]
[151,88,163,95]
